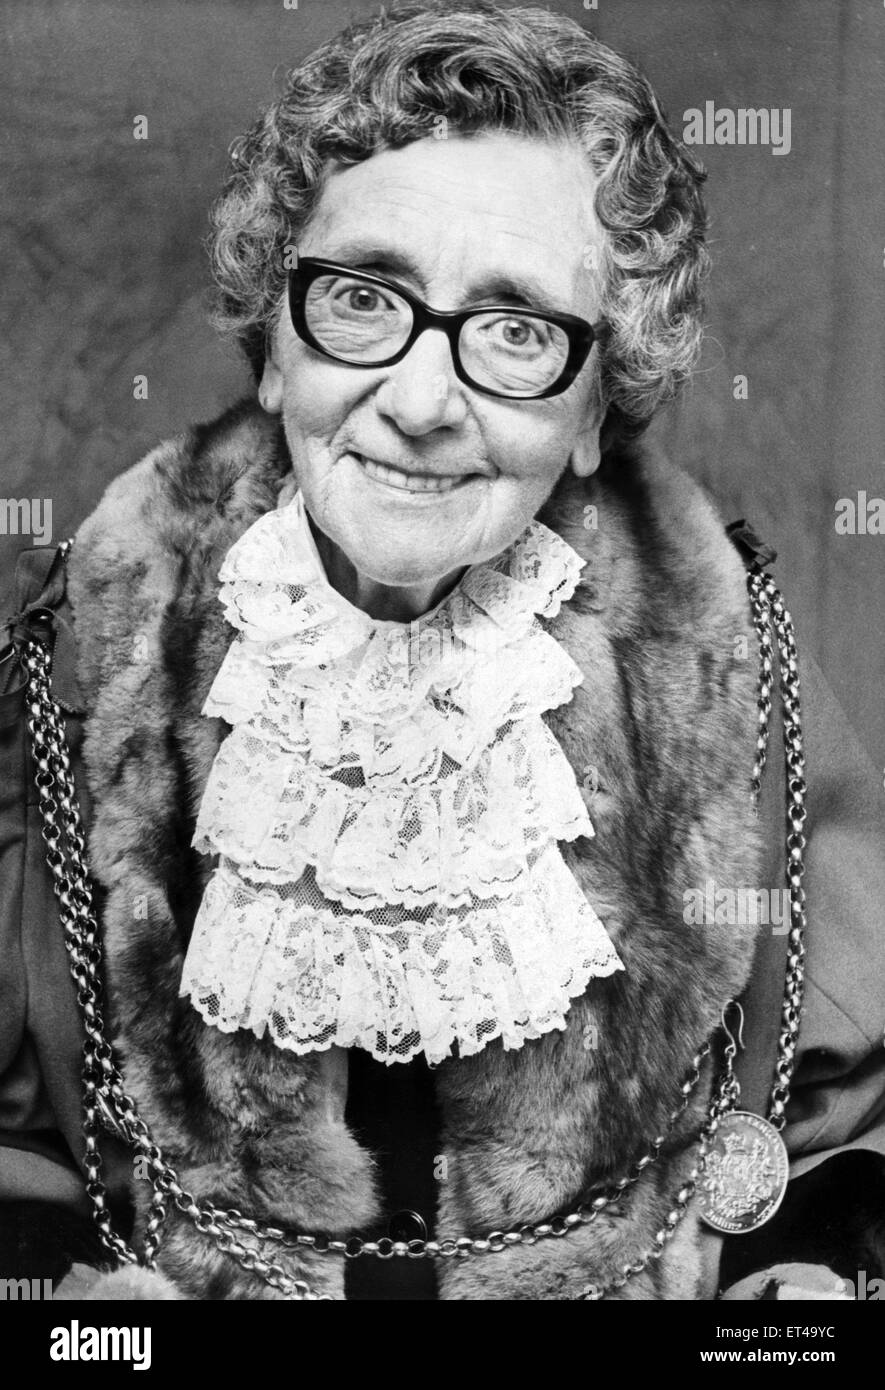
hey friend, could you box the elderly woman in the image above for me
[3,0,884,1303]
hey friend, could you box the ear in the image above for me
[570,420,602,479]
[258,353,284,415]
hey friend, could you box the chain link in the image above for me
[20,552,806,1301]
[748,568,807,1128]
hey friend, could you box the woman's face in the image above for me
[262,132,606,607]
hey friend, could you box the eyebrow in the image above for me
[312,241,571,314]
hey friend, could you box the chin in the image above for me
[351,546,468,590]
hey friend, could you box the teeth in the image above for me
[356,454,463,493]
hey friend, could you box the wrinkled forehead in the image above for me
[298,132,605,318]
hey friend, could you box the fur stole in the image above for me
[67,400,762,1300]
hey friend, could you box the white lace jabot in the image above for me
[179,490,624,1065]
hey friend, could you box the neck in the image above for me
[308,514,466,622]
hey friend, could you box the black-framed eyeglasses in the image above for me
[287,256,608,401]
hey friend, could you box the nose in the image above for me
[374,329,468,435]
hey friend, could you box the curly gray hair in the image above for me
[209,0,709,440]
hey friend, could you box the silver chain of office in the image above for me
[21,548,805,1301]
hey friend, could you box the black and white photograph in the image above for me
[1,0,883,1345]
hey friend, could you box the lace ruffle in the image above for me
[180,850,622,1066]
[181,490,624,1064]
[206,509,585,732]
[216,499,585,643]
[204,621,585,779]
[192,715,593,908]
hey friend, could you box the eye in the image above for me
[332,282,397,315]
[500,319,534,347]
[481,315,548,353]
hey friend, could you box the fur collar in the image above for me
[67,399,762,1300]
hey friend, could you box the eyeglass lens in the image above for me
[303,273,571,396]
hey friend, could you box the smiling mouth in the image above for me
[352,452,475,495]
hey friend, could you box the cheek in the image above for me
[279,344,362,444]
[488,408,583,483]
[283,382,343,445]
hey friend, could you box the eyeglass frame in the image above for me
[286,255,609,401]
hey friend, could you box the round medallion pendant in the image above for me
[698,1110,789,1234]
